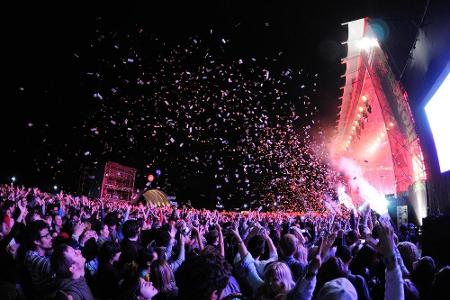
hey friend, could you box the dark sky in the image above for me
[1,0,428,200]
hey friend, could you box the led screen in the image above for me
[425,72,450,173]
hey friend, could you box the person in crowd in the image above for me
[429,266,450,299]
[314,256,348,297]
[315,277,358,300]
[175,253,232,300]
[94,221,110,247]
[233,230,278,279]
[120,219,144,266]
[279,233,307,281]
[335,245,371,300]
[50,243,94,300]
[95,241,122,299]
[23,220,56,297]
[349,244,378,284]
[149,259,178,300]
[118,271,159,300]
[231,224,321,300]
[397,241,420,274]
[104,213,119,243]
[410,256,436,300]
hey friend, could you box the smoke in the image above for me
[337,185,354,210]
[337,157,388,215]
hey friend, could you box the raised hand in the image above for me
[374,221,395,257]
[81,230,98,244]
[320,230,337,259]
[306,236,323,279]
[179,232,187,245]
[168,223,177,239]
[230,221,241,240]
[73,221,86,238]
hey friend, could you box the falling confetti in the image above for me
[31,22,338,212]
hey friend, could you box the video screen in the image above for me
[425,72,450,173]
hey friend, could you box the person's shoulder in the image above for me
[347,273,365,285]
[286,256,303,267]
[24,250,45,262]
[25,249,38,257]
[154,290,179,300]
[62,278,93,300]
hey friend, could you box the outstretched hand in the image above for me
[230,221,241,240]
[306,236,323,279]
[320,230,337,259]
[374,221,395,257]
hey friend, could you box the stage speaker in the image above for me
[421,215,450,268]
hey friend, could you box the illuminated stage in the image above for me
[333,18,427,224]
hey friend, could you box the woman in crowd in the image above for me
[149,259,178,300]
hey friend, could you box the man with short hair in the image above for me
[24,220,55,296]
[51,243,94,300]
[176,253,231,300]
[119,219,143,266]
[335,245,371,300]
[279,233,306,281]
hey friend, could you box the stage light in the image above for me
[147,174,155,182]
[53,185,58,191]
[354,120,358,125]
[357,113,361,118]
[362,95,368,102]
[358,37,379,51]
[11,176,16,182]
[359,107,364,112]
[389,122,395,127]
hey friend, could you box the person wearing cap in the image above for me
[316,277,357,300]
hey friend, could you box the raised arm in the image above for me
[375,221,404,300]
[231,224,248,260]
[262,230,278,259]
[216,224,225,257]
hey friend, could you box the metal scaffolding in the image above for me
[100,161,137,202]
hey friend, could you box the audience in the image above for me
[0,183,449,300]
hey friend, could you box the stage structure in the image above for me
[100,161,137,202]
[142,189,171,207]
[334,18,427,224]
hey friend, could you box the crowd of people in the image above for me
[1,183,449,300]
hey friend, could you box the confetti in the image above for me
[31,25,339,212]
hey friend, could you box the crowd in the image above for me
[1,183,449,300]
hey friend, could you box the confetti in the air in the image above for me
[31,21,339,212]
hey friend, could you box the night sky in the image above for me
[1,1,428,208]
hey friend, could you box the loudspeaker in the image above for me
[421,215,450,268]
